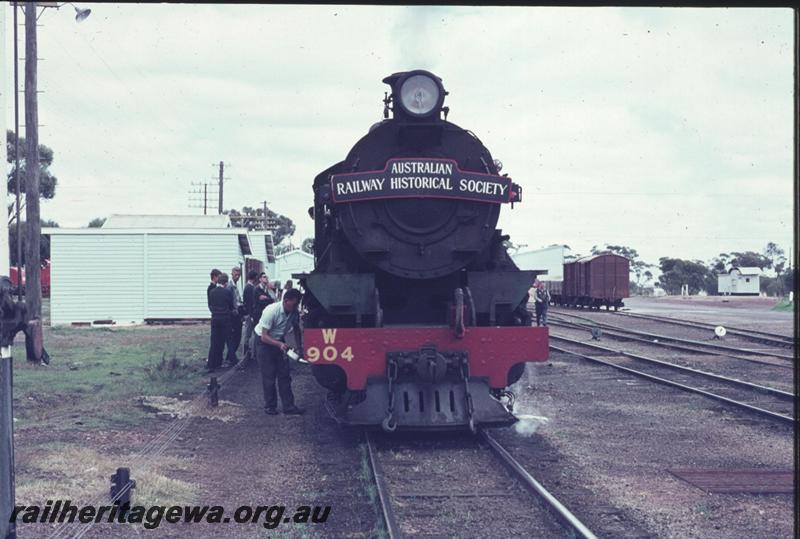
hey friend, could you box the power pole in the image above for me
[2,4,21,535]
[212,161,231,215]
[24,1,43,326]
[0,3,9,278]
[188,181,216,215]
[263,200,268,230]
[13,3,22,303]
[216,161,225,215]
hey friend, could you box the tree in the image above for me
[9,220,57,266]
[6,130,58,216]
[224,205,295,245]
[87,217,106,228]
[728,251,771,270]
[710,253,732,273]
[591,244,654,290]
[782,267,795,295]
[759,276,779,296]
[301,237,314,255]
[658,257,714,295]
[274,242,293,257]
[763,242,786,296]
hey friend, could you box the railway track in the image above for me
[364,430,597,539]
[614,311,795,347]
[548,316,792,370]
[549,309,795,362]
[550,335,794,425]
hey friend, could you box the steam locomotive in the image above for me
[297,70,549,431]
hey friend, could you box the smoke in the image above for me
[510,364,550,437]
[514,414,549,437]
[392,6,458,71]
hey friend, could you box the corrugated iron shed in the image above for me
[43,225,251,324]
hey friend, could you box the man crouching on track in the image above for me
[254,288,305,416]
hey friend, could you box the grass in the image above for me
[12,323,210,432]
[16,444,198,507]
[10,322,211,519]
[771,298,794,312]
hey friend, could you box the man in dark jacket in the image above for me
[207,268,221,309]
[207,272,235,373]
[252,272,274,321]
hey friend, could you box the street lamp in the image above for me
[70,3,91,22]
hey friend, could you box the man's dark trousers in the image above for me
[208,317,230,370]
[256,339,295,411]
[226,314,243,364]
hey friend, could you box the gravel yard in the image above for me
[9,296,795,538]
[491,351,793,539]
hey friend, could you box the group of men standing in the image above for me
[207,267,304,415]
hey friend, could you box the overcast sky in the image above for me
[2,5,794,269]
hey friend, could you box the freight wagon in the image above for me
[8,260,51,297]
[550,254,629,310]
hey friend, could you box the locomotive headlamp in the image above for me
[382,70,447,120]
[399,74,441,117]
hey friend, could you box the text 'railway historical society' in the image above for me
[330,158,520,204]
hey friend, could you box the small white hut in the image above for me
[717,267,761,296]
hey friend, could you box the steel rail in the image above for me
[549,334,793,399]
[364,432,400,539]
[615,311,795,345]
[480,429,598,539]
[366,429,598,538]
[549,310,794,361]
[548,317,792,369]
[550,343,794,424]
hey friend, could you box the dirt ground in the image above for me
[491,352,794,539]
[621,296,794,334]
[9,308,796,538]
[14,355,380,538]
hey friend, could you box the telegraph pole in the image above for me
[13,3,22,303]
[24,1,42,323]
[212,162,231,215]
[188,181,216,215]
[0,4,9,277]
[217,161,224,215]
[1,6,20,537]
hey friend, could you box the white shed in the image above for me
[44,225,252,325]
[248,230,277,278]
[274,249,315,287]
[717,267,761,296]
[510,245,565,280]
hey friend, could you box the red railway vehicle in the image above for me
[8,260,51,297]
[551,254,629,310]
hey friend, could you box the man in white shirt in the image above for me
[225,266,244,366]
[254,288,304,415]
